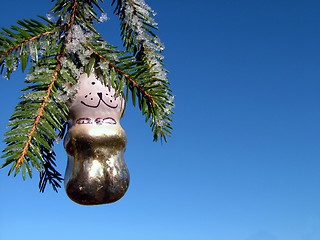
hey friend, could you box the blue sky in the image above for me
[0,0,320,240]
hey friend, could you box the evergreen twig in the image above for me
[0,0,174,192]
[16,56,63,168]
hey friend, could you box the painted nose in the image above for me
[97,92,102,99]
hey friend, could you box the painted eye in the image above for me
[105,93,108,96]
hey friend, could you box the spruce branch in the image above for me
[4,0,78,176]
[15,56,63,169]
[0,0,174,192]
[68,0,78,28]
[0,30,54,60]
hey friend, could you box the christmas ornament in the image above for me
[64,73,129,205]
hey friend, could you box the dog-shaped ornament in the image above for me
[64,73,129,205]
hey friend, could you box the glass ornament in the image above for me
[63,73,129,205]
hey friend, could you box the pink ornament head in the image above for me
[68,73,125,126]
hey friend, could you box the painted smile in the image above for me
[81,100,118,109]
[81,92,118,109]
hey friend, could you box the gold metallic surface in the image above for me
[64,125,129,205]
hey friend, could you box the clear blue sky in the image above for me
[0,1,320,240]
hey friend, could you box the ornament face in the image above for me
[64,73,129,205]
